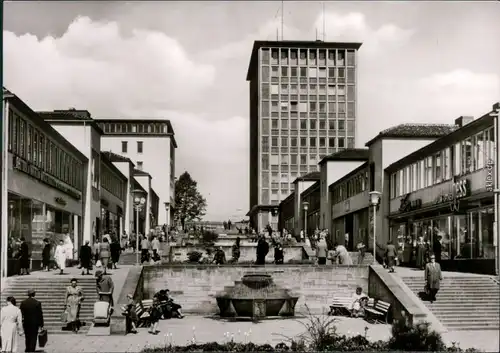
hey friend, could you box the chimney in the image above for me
[454,116,474,128]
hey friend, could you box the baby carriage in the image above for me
[94,291,113,326]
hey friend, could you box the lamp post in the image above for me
[164,202,170,231]
[491,103,499,275]
[369,191,382,265]
[133,189,146,265]
[303,201,309,237]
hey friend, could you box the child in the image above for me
[148,297,162,334]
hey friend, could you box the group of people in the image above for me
[1,289,44,353]
[122,289,183,335]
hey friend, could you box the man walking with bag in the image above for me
[425,254,442,303]
[20,289,44,353]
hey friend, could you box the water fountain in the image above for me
[215,272,299,319]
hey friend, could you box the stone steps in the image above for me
[402,275,500,331]
[1,277,99,334]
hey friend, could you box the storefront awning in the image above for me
[389,191,494,221]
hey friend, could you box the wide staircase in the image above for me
[1,276,99,334]
[402,275,500,330]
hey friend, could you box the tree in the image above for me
[174,171,207,231]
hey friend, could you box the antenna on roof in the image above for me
[281,0,284,40]
[322,2,326,41]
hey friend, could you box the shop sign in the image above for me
[55,197,67,206]
[399,194,422,212]
[13,156,81,200]
[434,179,470,205]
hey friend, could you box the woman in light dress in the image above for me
[64,278,84,333]
[55,239,67,275]
[349,287,369,317]
[64,233,74,260]
[1,296,23,353]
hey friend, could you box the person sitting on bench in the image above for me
[350,287,368,318]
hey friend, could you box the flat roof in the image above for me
[246,40,363,81]
[38,110,105,135]
[318,148,369,165]
[293,171,321,184]
[101,151,134,165]
[385,109,497,173]
[3,90,88,163]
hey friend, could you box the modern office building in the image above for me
[246,40,362,230]
[94,119,177,227]
[2,90,88,277]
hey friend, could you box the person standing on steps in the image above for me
[256,235,269,265]
[18,238,31,276]
[80,240,93,275]
[42,238,51,272]
[425,254,442,303]
[315,236,328,265]
[64,278,84,333]
[385,240,397,273]
[55,239,67,275]
[20,289,44,353]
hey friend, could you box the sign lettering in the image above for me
[13,156,82,200]
[399,194,422,212]
[434,179,470,205]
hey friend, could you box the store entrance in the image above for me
[345,214,354,251]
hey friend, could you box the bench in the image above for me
[135,299,153,327]
[364,299,391,324]
[329,297,374,317]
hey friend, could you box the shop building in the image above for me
[133,168,155,235]
[95,119,177,227]
[38,109,104,244]
[2,90,88,277]
[100,154,128,236]
[319,148,370,238]
[386,106,499,275]
[329,162,370,250]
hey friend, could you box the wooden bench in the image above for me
[364,299,391,323]
[329,297,374,316]
[135,299,153,327]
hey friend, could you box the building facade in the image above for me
[95,119,177,227]
[386,108,499,274]
[100,154,128,236]
[247,40,362,230]
[2,91,88,277]
[38,109,105,244]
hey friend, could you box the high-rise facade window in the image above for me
[121,141,128,153]
[253,44,359,213]
[137,141,143,153]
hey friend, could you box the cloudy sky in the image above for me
[4,1,500,221]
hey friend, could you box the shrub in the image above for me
[201,230,218,244]
[186,251,203,263]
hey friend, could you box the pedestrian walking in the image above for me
[42,238,51,271]
[424,254,442,303]
[1,296,23,353]
[19,289,44,353]
[99,238,111,274]
[79,241,92,275]
[64,278,84,333]
[55,239,67,275]
[385,241,397,273]
[18,238,30,275]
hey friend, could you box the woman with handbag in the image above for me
[99,238,111,274]
[63,278,84,333]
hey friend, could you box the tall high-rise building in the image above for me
[246,40,362,230]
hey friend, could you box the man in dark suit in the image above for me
[425,254,442,303]
[80,240,93,275]
[20,289,44,352]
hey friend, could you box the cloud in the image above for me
[3,16,215,114]
[3,16,247,220]
[205,11,414,61]
[417,69,500,118]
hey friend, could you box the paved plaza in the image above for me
[10,315,499,352]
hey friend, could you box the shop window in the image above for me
[461,138,472,174]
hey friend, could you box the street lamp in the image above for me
[133,189,146,265]
[369,191,382,265]
[164,202,170,230]
[491,103,499,275]
[303,201,309,237]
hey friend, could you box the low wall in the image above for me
[168,245,303,263]
[143,265,368,315]
[368,265,445,332]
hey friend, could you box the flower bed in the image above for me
[141,315,481,352]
